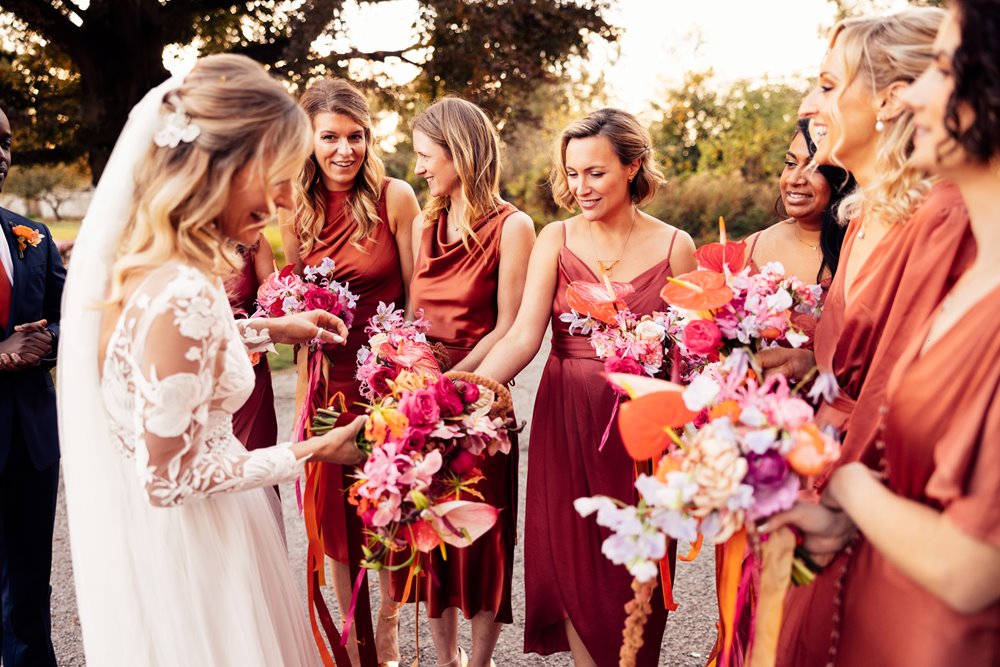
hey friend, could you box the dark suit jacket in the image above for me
[0,207,65,472]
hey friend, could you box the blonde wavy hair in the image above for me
[296,78,387,254]
[108,54,311,305]
[550,108,665,211]
[826,8,944,227]
[412,98,505,250]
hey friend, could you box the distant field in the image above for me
[42,219,288,266]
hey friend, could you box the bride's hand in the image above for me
[296,417,367,465]
[268,310,348,346]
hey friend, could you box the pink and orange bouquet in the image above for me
[350,367,516,570]
[563,280,675,381]
[661,220,822,377]
[354,302,447,401]
[254,257,358,342]
[576,372,839,666]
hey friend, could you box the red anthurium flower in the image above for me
[566,280,635,325]
[693,241,749,274]
[659,270,734,311]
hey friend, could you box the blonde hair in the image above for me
[412,98,504,250]
[826,8,944,226]
[550,108,664,211]
[109,54,311,304]
[296,78,387,253]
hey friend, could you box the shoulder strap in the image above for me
[667,228,679,259]
[561,220,568,246]
[747,232,761,258]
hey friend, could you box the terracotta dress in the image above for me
[524,223,678,667]
[298,182,403,666]
[835,285,1000,666]
[389,203,520,623]
[301,181,404,565]
[776,182,973,667]
[226,241,278,453]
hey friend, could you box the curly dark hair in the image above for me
[947,0,1000,163]
[774,119,856,281]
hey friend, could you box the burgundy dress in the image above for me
[389,203,520,623]
[226,241,277,452]
[776,182,973,667]
[524,223,678,666]
[835,286,1000,666]
[301,181,404,565]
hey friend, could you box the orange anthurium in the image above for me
[693,241,748,274]
[617,391,699,460]
[787,424,840,476]
[606,373,687,399]
[566,280,635,325]
[660,270,734,311]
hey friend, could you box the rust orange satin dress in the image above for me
[524,223,679,667]
[300,182,404,564]
[835,285,1000,666]
[776,182,973,667]
[389,202,520,623]
[226,241,278,453]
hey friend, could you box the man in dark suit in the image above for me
[0,105,65,667]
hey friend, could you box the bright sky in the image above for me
[160,0,915,111]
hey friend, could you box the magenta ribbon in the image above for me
[598,394,621,452]
[293,348,326,514]
[341,566,368,647]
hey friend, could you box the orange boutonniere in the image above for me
[10,224,44,259]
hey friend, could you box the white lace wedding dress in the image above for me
[92,261,322,666]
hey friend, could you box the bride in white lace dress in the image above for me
[58,55,365,666]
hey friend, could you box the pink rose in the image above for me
[434,378,465,418]
[303,286,338,312]
[455,380,480,404]
[398,388,441,431]
[604,355,644,376]
[683,320,722,355]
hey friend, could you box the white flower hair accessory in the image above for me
[153,99,201,148]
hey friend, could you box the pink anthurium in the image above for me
[424,500,499,549]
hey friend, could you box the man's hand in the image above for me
[0,320,53,371]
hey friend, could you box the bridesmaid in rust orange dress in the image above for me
[767,6,1000,663]
[226,233,278,454]
[478,109,696,667]
[282,78,420,667]
[392,98,535,667]
[755,10,976,667]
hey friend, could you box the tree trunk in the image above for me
[73,4,168,183]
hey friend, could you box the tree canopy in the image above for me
[0,0,617,181]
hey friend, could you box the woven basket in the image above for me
[446,371,513,418]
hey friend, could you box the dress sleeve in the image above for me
[131,280,301,508]
[236,318,277,355]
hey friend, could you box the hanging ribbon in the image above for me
[711,528,748,667]
[598,394,621,452]
[747,527,795,667]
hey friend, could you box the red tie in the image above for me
[0,259,11,331]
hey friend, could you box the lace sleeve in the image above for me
[236,318,277,355]
[130,274,302,507]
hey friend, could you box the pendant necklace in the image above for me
[590,206,637,278]
[794,226,820,251]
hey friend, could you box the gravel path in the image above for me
[46,335,718,666]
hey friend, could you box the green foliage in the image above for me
[651,72,806,182]
[0,0,616,181]
[3,161,89,220]
[646,171,778,244]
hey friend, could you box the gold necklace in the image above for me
[794,225,820,251]
[589,207,637,277]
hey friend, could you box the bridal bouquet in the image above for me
[349,368,517,570]
[575,372,839,667]
[254,257,359,339]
